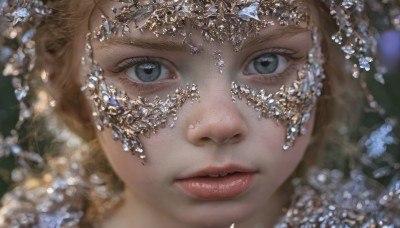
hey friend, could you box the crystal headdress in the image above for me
[0,0,399,184]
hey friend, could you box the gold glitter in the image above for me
[95,0,309,51]
[85,1,315,157]
[83,40,200,160]
[231,31,325,150]
[88,78,200,160]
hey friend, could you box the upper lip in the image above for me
[177,164,257,179]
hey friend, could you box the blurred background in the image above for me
[0,73,19,197]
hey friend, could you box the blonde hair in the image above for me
[32,0,363,223]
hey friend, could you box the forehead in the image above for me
[90,0,310,49]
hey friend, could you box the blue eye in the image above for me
[247,53,288,75]
[125,61,170,82]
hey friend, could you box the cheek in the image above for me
[96,128,180,191]
[249,110,315,190]
[281,114,314,171]
[97,129,156,189]
[96,93,314,195]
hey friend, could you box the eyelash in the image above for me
[243,48,303,83]
[109,48,303,92]
[111,57,176,92]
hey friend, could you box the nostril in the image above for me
[185,100,248,146]
[223,132,244,144]
[198,131,244,145]
[199,137,211,144]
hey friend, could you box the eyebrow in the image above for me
[95,26,309,52]
[96,36,190,52]
[240,26,310,50]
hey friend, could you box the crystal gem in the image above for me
[283,143,290,150]
[11,8,31,26]
[238,2,260,21]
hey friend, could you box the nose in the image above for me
[185,87,248,146]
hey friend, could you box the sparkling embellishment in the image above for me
[11,8,31,26]
[0,0,53,172]
[360,119,400,180]
[276,168,400,227]
[0,1,400,227]
[231,30,325,150]
[324,0,384,77]
[94,0,309,50]
[238,2,260,21]
[82,42,200,161]
[0,150,122,227]
[86,1,308,159]
[213,50,225,74]
[364,121,397,159]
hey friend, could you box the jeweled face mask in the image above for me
[82,0,322,161]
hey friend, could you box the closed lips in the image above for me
[176,165,257,200]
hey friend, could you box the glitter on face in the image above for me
[81,0,312,159]
[1,1,400,226]
[82,41,200,161]
[94,0,309,50]
[92,1,309,72]
[213,50,225,74]
[231,31,325,150]
[84,72,200,161]
[238,2,261,21]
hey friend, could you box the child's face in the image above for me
[80,1,319,226]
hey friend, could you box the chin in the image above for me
[187,216,238,228]
[179,203,257,228]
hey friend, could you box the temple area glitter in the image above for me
[231,31,324,150]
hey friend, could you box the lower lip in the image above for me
[177,173,255,200]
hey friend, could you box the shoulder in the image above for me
[0,176,86,228]
[276,168,400,227]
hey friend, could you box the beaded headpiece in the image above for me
[0,0,399,182]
